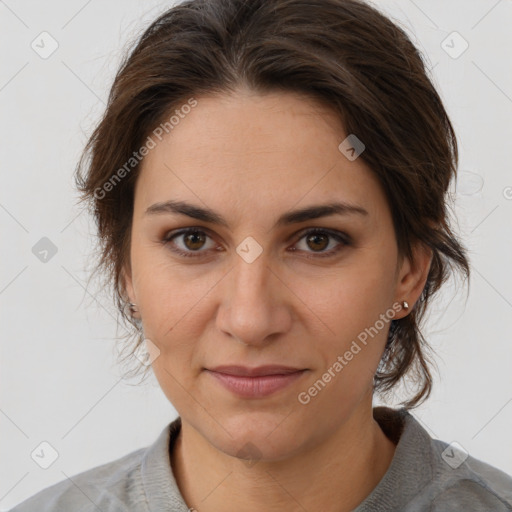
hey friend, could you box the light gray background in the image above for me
[1,0,511,509]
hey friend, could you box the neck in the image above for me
[170,399,396,512]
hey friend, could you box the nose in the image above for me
[216,253,293,347]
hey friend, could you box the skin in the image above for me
[123,86,432,512]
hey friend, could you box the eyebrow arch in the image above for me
[144,199,368,229]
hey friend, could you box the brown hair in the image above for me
[75,0,470,409]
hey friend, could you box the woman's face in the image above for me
[124,88,429,460]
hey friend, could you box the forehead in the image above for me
[134,90,386,221]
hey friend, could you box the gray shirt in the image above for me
[9,406,512,511]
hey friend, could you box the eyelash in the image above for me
[161,227,351,260]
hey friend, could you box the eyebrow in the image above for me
[144,199,368,228]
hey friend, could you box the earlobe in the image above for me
[121,265,135,304]
[395,243,433,316]
[121,265,142,320]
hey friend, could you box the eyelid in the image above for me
[292,227,351,259]
[161,226,351,259]
[161,227,219,258]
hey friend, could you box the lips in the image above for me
[204,365,307,398]
[207,365,305,377]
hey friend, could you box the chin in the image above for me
[204,409,311,463]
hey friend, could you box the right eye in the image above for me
[162,228,219,258]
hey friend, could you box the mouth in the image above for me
[204,365,308,398]
[206,364,306,377]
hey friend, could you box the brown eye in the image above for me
[162,228,216,258]
[293,228,350,259]
[183,231,207,251]
[305,232,330,252]
[163,227,350,260]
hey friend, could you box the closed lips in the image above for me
[206,365,306,376]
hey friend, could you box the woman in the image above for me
[10,0,512,510]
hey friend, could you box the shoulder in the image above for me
[427,440,512,511]
[372,407,512,511]
[8,446,148,512]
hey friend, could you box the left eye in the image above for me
[163,229,217,258]
[162,228,350,259]
[292,228,349,258]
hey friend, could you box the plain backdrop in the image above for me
[1,0,511,509]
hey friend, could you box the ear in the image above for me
[393,241,433,319]
[121,264,139,319]
[121,265,135,303]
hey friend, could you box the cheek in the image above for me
[132,249,217,369]
[292,253,396,387]
[298,254,396,336]
[293,271,394,422]
[132,241,193,328]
